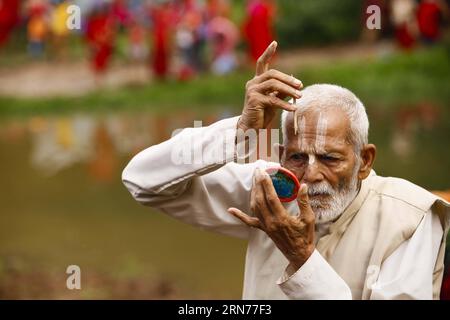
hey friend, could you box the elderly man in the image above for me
[122,42,450,299]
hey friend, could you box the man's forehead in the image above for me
[284,107,351,148]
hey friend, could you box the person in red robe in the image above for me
[85,5,116,76]
[243,0,275,62]
[440,228,450,299]
[417,0,446,43]
[391,0,418,50]
[441,265,450,299]
[149,2,175,80]
[0,0,20,47]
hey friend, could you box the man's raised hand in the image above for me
[237,41,303,131]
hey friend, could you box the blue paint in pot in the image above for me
[270,171,295,198]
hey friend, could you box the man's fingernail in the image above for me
[295,90,302,97]
[294,78,302,86]
[256,168,266,181]
[301,184,308,195]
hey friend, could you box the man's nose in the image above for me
[302,158,324,184]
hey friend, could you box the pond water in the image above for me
[0,109,248,299]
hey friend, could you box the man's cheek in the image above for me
[332,163,355,185]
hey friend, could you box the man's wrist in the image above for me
[236,117,249,132]
[235,117,253,163]
[288,245,315,271]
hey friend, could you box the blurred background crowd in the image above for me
[0,0,448,80]
[0,0,449,300]
[1,0,272,80]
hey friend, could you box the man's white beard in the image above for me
[307,164,360,224]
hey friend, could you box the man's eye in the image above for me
[290,154,308,161]
[319,155,339,162]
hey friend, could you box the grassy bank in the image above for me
[0,46,449,117]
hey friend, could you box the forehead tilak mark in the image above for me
[293,107,299,135]
[297,115,306,150]
[315,112,328,152]
[293,111,328,153]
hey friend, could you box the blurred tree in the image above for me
[275,0,363,47]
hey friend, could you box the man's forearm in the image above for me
[122,116,241,200]
[121,115,258,239]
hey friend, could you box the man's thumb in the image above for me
[297,183,309,207]
[297,183,314,221]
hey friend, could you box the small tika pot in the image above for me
[265,167,300,202]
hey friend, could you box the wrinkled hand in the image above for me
[238,41,303,132]
[228,168,315,270]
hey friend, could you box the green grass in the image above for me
[0,72,250,117]
[298,46,450,109]
[0,46,449,117]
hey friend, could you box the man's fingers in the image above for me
[256,79,302,100]
[255,41,277,76]
[228,207,262,229]
[296,184,315,225]
[254,69,303,89]
[251,168,275,223]
[259,92,297,112]
[258,169,285,216]
[246,91,296,112]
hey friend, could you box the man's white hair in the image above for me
[281,84,369,152]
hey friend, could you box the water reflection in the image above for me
[2,110,232,181]
[29,116,96,176]
[0,107,249,299]
[0,104,447,184]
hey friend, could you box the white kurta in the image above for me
[122,116,449,299]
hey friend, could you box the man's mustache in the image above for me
[306,182,334,197]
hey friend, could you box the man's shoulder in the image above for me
[367,173,447,213]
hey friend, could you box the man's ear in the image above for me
[273,143,285,164]
[358,144,376,180]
